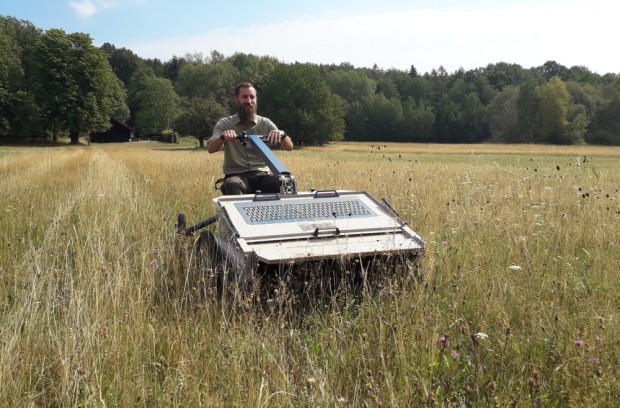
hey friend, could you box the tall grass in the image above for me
[1,140,619,406]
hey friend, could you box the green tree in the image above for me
[485,86,519,142]
[172,97,228,148]
[0,22,15,137]
[435,95,465,142]
[365,93,403,140]
[260,64,345,146]
[376,77,399,99]
[133,75,180,135]
[484,62,527,91]
[401,97,435,142]
[462,92,486,141]
[587,78,620,145]
[588,99,620,145]
[540,76,571,144]
[517,79,542,142]
[229,52,279,88]
[325,70,376,104]
[565,103,588,144]
[100,43,153,88]
[401,76,433,106]
[567,65,600,84]
[325,70,376,139]
[566,80,603,119]
[0,16,43,140]
[30,29,128,143]
[538,60,569,81]
[176,60,238,105]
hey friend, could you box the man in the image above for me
[207,82,294,195]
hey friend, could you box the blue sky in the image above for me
[2,0,618,74]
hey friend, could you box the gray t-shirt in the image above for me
[209,113,278,175]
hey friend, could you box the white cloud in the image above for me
[70,0,98,19]
[125,1,619,74]
[69,0,145,20]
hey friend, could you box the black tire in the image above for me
[195,230,238,298]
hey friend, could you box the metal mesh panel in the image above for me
[236,198,374,225]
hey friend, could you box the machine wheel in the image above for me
[195,230,239,298]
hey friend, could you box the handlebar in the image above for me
[219,131,287,144]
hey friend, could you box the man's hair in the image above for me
[234,82,255,96]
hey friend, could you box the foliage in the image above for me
[587,97,620,145]
[100,42,154,88]
[229,52,279,88]
[176,60,238,105]
[0,16,42,140]
[172,97,229,148]
[29,29,128,143]
[260,64,345,145]
[133,75,179,135]
[485,86,519,142]
[1,15,620,145]
[540,76,572,144]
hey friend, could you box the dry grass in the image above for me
[1,139,619,407]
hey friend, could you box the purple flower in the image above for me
[590,356,600,366]
[574,339,584,347]
[450,350,459,359]
[438,336,449,348]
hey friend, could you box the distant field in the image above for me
[1,140,619,406]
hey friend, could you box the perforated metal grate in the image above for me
[235,198,374,225]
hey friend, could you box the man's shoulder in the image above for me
[217,114,240,125]
[255,115,276,128]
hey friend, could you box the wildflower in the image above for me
[450,350,459,359]
[488,381,497,391]
[508,264,523,271]
[442,240,449,246]
[474,332,489,340]
[590,356,600,366]
[574,339,584,347]
[438,335,449,348]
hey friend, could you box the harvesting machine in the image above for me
[177,133,424,292]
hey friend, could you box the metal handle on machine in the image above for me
[313,226,341,237]
[313,190,340,198]
[252,193,280,202]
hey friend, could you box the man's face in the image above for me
[235,86,257,121]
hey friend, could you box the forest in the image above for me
[2,15,620,146]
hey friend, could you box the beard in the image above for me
[238,102,257,125]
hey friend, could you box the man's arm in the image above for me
[207,119,229,153]
[279,133,293,151]
[264,129,293,151]
[207,136,224,153]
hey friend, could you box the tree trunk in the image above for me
[69,130,80,144]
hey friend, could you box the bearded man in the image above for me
[207,82,294,195]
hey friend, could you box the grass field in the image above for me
[1,139,619,406]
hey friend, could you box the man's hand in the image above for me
[266,130,284,145]
[221,129,238,142]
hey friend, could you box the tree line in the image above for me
[2,15,620,146]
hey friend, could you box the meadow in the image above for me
[1,139,619,407]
